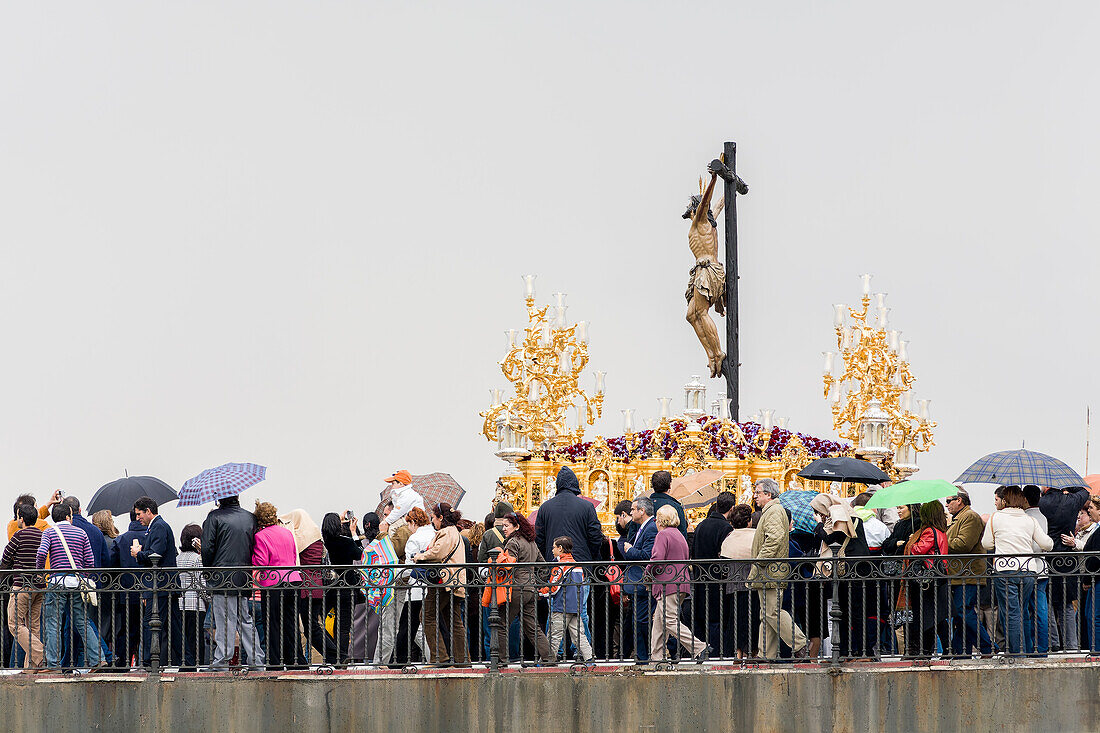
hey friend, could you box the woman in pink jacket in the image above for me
[252,501,305,669]
[648,506,709,662]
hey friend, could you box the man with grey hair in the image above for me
[748,478,807,659]
[618,496,658,662]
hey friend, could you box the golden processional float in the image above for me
[480,274,935,531]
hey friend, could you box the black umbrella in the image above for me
[87,476,179,515]
[797,456,890,485]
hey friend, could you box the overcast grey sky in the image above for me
[2,2,1097,526]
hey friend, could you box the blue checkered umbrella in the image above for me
[177,462,267,507]
[778,490,820,534]
[955,449,1086,489]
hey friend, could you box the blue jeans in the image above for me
[1082,587,1100,653]
[629,592,651,661]
[481,606,521,661]
[43,587,102,668]
[578,585,593,644]
[1023,578,1049,654]
[993,573,1035,656]
[950,585,993,654]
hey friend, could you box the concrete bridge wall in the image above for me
[3,663,1096,733]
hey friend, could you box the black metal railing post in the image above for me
[148,553,162,673]
[829,542,843,665]
[487,548,502,672]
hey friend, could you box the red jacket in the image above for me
[905,527,948,569]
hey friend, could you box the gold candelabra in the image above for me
[480,276,605,453]
[822,275,935,477]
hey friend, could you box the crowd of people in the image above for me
[1,465,1097,673]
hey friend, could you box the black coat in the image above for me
[201,505,257,588]
[691,515,732,559]
[136,515,178,598]
[534,467,605,562]
[1040,487,1089,552]
[882,517,918,556]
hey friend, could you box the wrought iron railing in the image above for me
[3,549,1098,673]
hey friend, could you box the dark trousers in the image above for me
[328,590,355,663]
[423,588,467,664]
[494,589,551,663]
[142,593,184,666]
[298,594,337,663]
[181,609,206,668]
[114,600,143,666]
[395,599,425,664]
[951,584,994,655]
[261,585,305,668]
[628,592,651,661]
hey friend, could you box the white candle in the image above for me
[576,321,589,344]
[833,304,846,328]
[522,274,537,299]
[621,409,635,434]
[860,274,873,295]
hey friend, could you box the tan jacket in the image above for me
[748,500,791,589]
[418,525,467,598]
[946,506,987,585]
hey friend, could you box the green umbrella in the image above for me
[864,479,957,510]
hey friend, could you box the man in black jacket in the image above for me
[132,496,183,667]
[200,495,263,669]
[534,466,606,656]
[690,491,735,657]
[110,511,148,667]
[1040,484,1089,651]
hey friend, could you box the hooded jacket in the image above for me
[110,520,149,601]
[534,467,605,563]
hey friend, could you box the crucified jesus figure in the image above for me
[683,158,745,378]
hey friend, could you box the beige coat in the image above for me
[417,525,467,598]
[748,500,791,589]
[945,505,987,585]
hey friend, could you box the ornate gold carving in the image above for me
[823,290,936,477]
[480,294,604,449]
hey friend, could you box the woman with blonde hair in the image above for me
[91,510,119,539]
[649,505,708,661]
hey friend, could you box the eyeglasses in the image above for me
[946,496,959,502]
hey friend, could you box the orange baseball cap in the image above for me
[385,470,412,485]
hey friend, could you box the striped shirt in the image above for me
[2,527,45,588]
[36,521,94,571]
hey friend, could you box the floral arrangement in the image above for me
[542,418,849,463]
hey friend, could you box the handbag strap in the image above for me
[55,525,79,570]
[438,535,460,564]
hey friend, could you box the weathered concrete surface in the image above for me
[3,661,1099,733]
